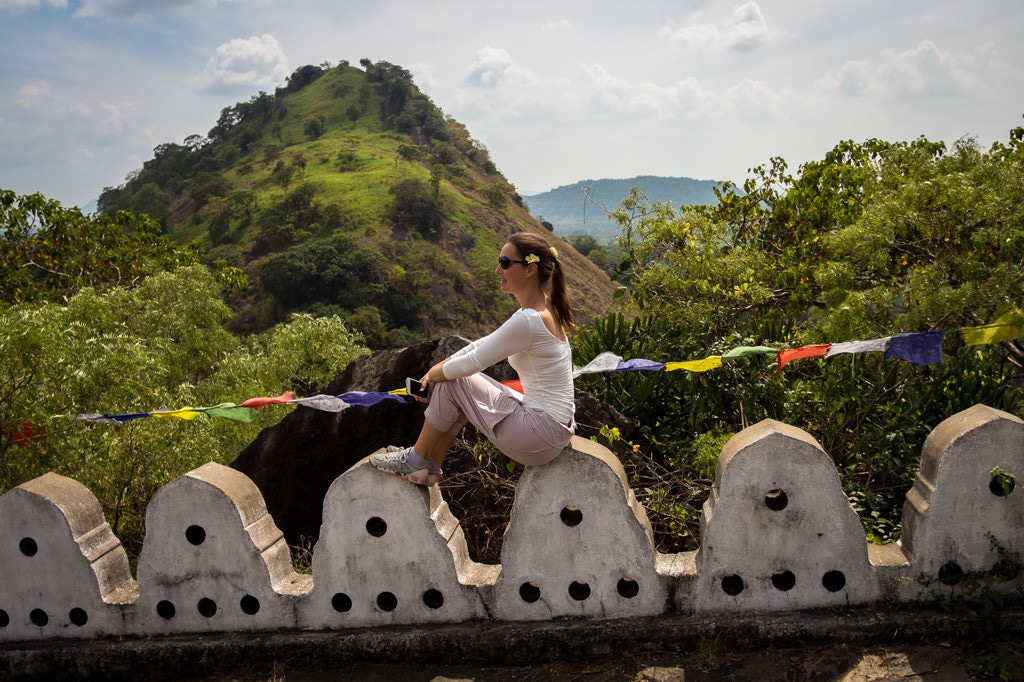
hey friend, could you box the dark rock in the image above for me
[230,337,652,547]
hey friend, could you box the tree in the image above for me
[0,189,200,308]
[129,182,170,228]
[567,233,600,256]
[582,130,1024,544]
[303,116,326,140]
[390,178,442,236]
[0,266,368,559]
[189,171,231,209]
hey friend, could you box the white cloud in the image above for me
[0,0,65,11]
[658,1,777,52]
[464,47,539,89]
[189,34,289,94]
[540,19,570,32]
[16,80,135,133]
[822,40,981,100]
[724,2,771,52]
[721,78,785,120]
[580,64,787,124]
[582,64,709,119]
[73,0,266,19]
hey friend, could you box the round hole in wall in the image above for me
[69,607,88,627]
[19,537,38,557]
[764,489,789,511]
[617,577,640,599]
[822,570,846,592]
[240,595,260,615]
[989,474,1014,497]
[519,582,541,603]
[29,609,48,627]
[197,597,218,618]
[376,592,398,612]
[156,600,176,620]
[185,525,206,546]
[568,580,591,602]
[721,574,744,596]
[938,562,965,586]
[366,516,388,537]
[771,570,796,591]
[422,589,444,610]
[331,593,352,613]
[0,610,10,627]
[560,505,583,527]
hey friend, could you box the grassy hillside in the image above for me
[98,60,617,347]
[524,175,722,241]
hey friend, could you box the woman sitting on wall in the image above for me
[371,231,577,485]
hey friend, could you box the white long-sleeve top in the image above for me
[442,308,575,424]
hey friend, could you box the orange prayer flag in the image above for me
[502,379,524,393]
[239,391,297,408]
[777,344,832,371]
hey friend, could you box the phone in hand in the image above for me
[406,377,430,400]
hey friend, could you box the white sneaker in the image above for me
[370,446,442,486]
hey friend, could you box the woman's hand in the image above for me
[419,359,449,400]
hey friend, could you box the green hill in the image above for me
[524,176,722,241]
[98,60,617,347]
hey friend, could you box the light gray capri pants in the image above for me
[425,373,574,466]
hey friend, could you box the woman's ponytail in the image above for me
[508,232,576,333]
[549,255,576,333]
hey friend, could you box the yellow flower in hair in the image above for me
[525,253,540,264]
[549,247,558,258]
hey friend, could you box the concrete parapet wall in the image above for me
[0,404,1021,644]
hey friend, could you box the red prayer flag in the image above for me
[9,422,47,447]
[502,379,524,393]
[239,391,297,408]
[777,344,832,371]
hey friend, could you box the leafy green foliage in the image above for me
[0,266,369,559]
[576,130,1024,544]
[0,189,202,307]
[390,178,443,236]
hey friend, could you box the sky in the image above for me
[1,0,1022,209]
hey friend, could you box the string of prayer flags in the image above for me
[961,312,1024,347]
[150,407,201,421]
[239,391,297,408]
[665,357,723,373]
[336,391,406,407]
[722,346,778,360]
[884,331,945,365]
[777,344,832,371]
[6,422,47,447]
[72,312,1024,426]
[290,395,351,413]
[616,358,666,372]
[572,352,624,378]
[825,338,891,357]
[503,379,524,393]
[196,403,259,422]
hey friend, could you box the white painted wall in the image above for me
[1,404,1021,643]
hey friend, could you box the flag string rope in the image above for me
[70,319,1023,426]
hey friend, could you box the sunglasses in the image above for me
[498,255,529,270]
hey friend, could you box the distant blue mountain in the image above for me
[523,175,722,241]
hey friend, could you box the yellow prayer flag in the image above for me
[151,408,201,421]
[665,356,723,372]
[961,313,1024,347]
